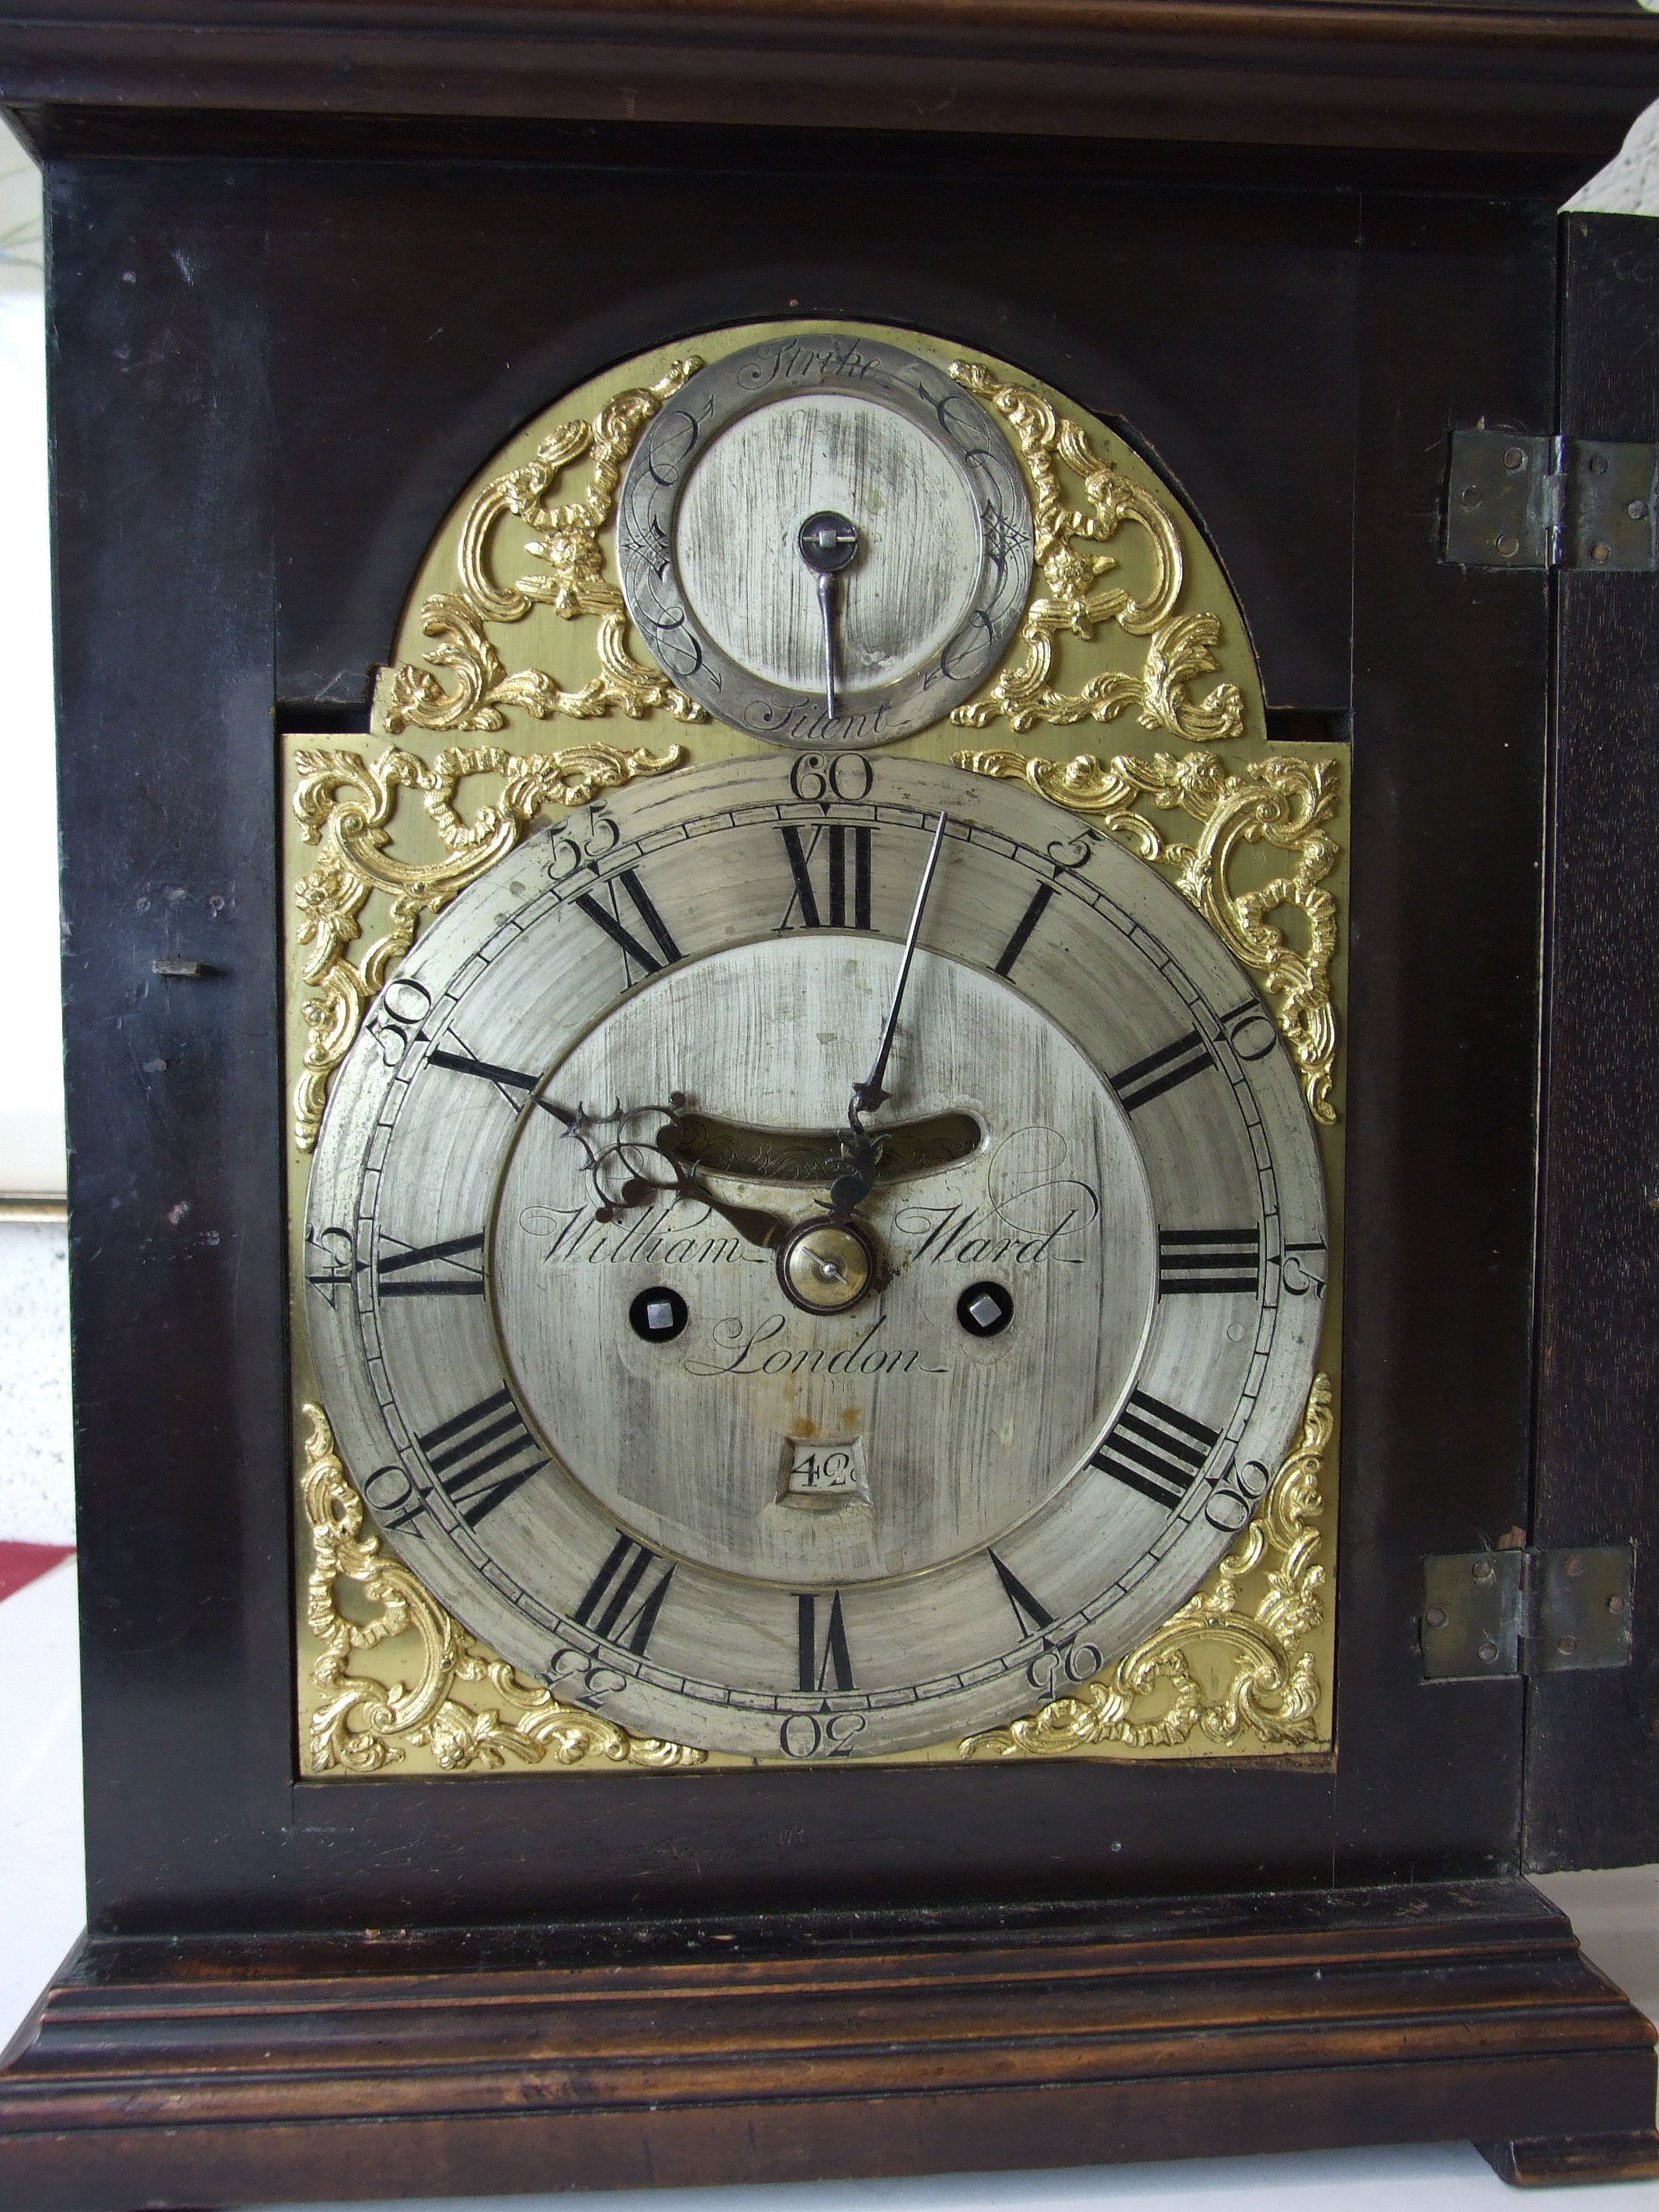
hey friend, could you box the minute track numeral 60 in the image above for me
[788,751,874,805]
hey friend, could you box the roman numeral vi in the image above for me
[797,1591,855,1691]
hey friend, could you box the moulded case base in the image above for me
[0,1877,1653,2210]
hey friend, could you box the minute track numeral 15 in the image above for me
[778,823,873,931]
[415,1387,546,1526]
[1091,1390,1221,1510]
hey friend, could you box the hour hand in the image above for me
[539,1094,787,1250]
[797,511,860,721]
[827,1129,885,1223]
[653,1115,789,1251]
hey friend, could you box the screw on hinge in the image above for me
[1421,1544,1632,1681]
[1445,430,1657,570]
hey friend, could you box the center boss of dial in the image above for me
[778,1217,877,1314]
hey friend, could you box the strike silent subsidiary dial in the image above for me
[617,334,1033,749]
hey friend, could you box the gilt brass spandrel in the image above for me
[299,1400,715,1776]
[377,358,710,738]
[961,1372,1336,1759]
[288,739,684,1155]
[956,746,1341,1127]
[945,361,1243,746]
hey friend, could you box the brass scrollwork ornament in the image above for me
[947,363,1245,744]
[302,1403,705,1776]
[290,739,683,1151]
[382,360,711,736]
[962,1373,1332,1758]
[958,746,1340,1125]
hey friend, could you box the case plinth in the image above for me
[1,1881,1654,2209]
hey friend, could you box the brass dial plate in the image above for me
[287,319,1345,1776]
[304,754,1327,1762]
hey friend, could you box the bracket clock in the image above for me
[1,4,1658,2206]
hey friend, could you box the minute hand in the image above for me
[850,811,949,1124]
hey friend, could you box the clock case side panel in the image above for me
[47,158,301,1932]
[1525,209,1659,1875]
[46,137,1553,1936]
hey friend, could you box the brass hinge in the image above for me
[1443,431,1656,571]
[1421,1546,1636,1682]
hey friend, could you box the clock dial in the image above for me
[305,754,1327,1761]
[617,334,1032,748]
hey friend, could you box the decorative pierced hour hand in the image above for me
[656,1131,790,1253]
[543,1092,788,1251]
[797,510,860,721]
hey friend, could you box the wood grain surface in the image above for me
[2,0,1659,172]
[1,1879,1653,2210]
[1528,212,1659,1875]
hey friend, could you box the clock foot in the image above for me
[1476,2131,1659,2188]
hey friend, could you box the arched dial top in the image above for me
[304,754,1327,1762]
[617,333,1033,750]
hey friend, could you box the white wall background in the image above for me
[0,133,61,1205]
[0,109,1654,1560]
[0,130,70,1547]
